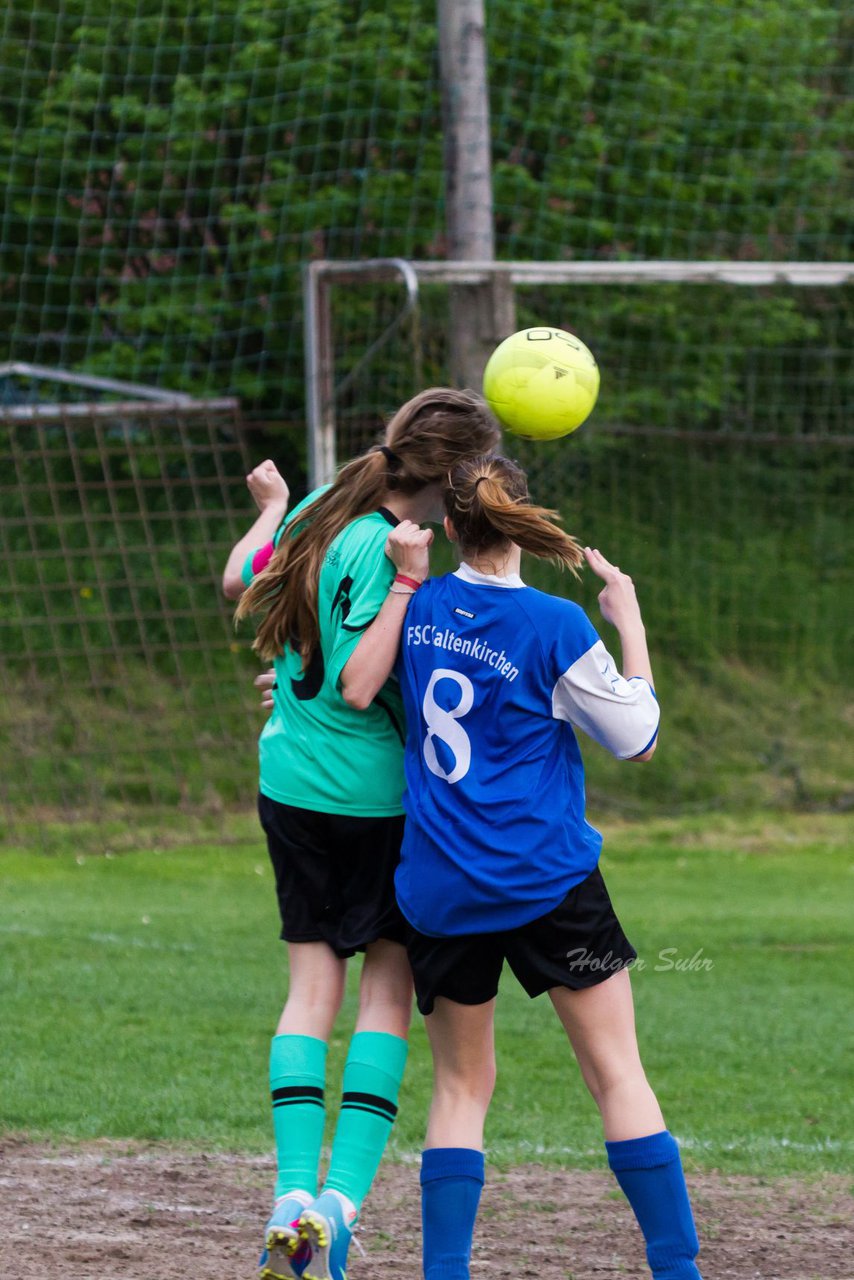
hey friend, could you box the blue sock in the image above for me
[420,1147,485,1279]
[606,1131,702,1280]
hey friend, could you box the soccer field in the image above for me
[1,4,852,1276]
[2,812,851,1177]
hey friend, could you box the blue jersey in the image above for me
[394,563,660,936]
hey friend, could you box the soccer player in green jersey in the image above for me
[222,389,499,1280]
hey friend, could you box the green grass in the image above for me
[2,813,852,1175]
[2,650,851,853]
[3,430,851,847]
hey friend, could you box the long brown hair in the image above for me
[444,454,584,575]
[236,388,500,662]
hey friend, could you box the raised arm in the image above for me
[222,460,289,600]
[584,546,657,760]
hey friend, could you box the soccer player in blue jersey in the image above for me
[392,454,703,1280]
[221,392,499,1280]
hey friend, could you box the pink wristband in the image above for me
[393,573,422,591]
[251,542,275,575]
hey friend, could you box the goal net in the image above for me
[0,391,263,847]
[305,257,852,683]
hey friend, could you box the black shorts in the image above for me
[406,867,636,1015]
[258,793,407,958]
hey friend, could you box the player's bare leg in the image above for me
[262,943,347,1279]
[551,971,702,1279]
[412,998,495,1278]
[278,941,347,1038]
[354,937,413,1038]
[549,969,663,1140]
[424,996,496,1150]
[300,940,413,1280]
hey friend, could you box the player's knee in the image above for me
[582,1057,647,1108]
[358,976,414,1017]
[436,1056,496,1108]
[361,941,412,989]
[285,979,344,1019]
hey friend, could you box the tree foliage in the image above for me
[0,0,850,427]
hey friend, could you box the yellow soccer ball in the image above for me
[483,326,600,440]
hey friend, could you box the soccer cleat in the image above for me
[260,1191,313,1280]
[259,1238,312,1280]
[299,1189,356,1280]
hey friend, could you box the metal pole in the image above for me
[303,260,422,488]
[438,0,494,265]
[303,263,336,490]
[437,0,515,391]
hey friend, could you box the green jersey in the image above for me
[242,490,405,816]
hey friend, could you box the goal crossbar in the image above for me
[304,258,854,485]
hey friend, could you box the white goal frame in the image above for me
[303,258,854,487]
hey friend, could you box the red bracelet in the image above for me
[393,573,422,591]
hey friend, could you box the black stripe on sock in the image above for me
[271,1085,325,1107]
[341,1102,397,1122]
[340,1091,398,1122]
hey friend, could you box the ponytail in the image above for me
[235,388,500,664]
[445,455,584,576]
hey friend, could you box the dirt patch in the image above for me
[0,1139,851,1279]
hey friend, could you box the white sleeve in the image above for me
[551,638,660,759]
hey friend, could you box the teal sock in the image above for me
[324,1031,409,1213]
[269,1033,328,1200]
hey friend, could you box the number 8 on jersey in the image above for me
[422,668,474,785]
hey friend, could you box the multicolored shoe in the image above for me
[298,1189,357,1280]
[260,1191,313,1280]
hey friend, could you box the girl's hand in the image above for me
[386,519,434,583]
[247,460,289,513]
[584,547,644,632]
[254,668,276,711]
